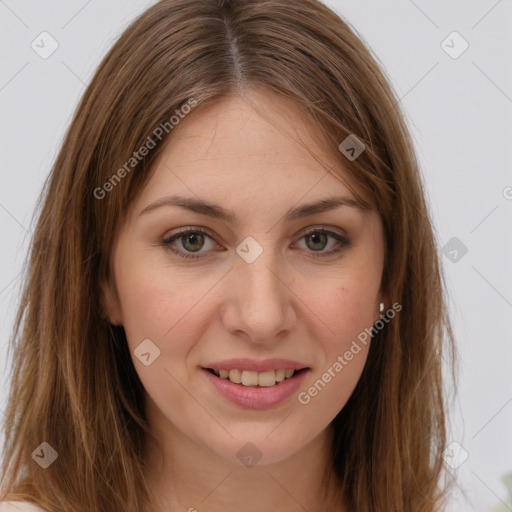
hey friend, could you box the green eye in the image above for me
[180,232,206,252]
[161,227,351,260]
[305,231,329,251]
[162,228,217,260]
[296,229,351,258]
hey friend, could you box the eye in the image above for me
[161,227,220,260]
[161,226,351,260]
[294,228,351,258]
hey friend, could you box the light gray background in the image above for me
[1,1,511,511]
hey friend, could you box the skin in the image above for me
[102,87,387,512]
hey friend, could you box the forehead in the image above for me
[133,87,367,218]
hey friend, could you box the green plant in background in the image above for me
[490,472,512,512]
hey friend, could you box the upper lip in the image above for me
[203,358,309,372]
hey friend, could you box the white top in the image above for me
[0,502,47,512]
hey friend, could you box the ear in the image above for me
[100,275,123,326]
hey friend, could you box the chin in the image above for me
[201,426,319,467]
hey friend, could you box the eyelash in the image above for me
[161,226,351,260]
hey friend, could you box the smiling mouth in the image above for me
[205,368,308,387]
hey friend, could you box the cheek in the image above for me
[296,280,374,416]
[301,269,380,347]
[114,253,223,353]
[293,261,379,412]
[297,346,369,423]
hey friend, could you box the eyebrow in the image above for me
[139,194,365,223]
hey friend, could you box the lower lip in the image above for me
[202,368,309,409]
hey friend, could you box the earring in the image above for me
[379,302,385,313]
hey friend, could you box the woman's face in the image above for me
[104,87,386,466]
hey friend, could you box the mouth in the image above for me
[204,367,309,387]
[201,363,310,409]
[201,358,311,408]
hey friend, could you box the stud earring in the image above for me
[379,302,385,313]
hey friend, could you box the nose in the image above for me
[220,248,296,344]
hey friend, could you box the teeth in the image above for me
[241,370,259,386]
[214,368,298,387]
[228,369,242,384]
[275,369,285,382]
[258,370,276,387]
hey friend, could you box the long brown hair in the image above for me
[0,0,455,510]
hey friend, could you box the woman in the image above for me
[0,0,455,510]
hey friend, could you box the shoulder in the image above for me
[0,502,47,512]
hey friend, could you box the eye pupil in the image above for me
[183,233,204,252]
[306,232,328,251]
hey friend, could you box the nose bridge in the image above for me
[224,237,294,342]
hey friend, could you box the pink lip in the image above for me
[202,367,309,409]
[203,358,309,372]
